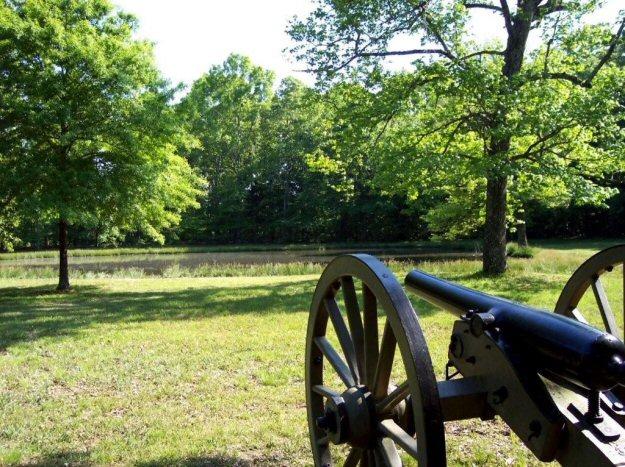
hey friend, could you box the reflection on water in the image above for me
[0,248,480,275]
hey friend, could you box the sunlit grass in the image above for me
[0,262,326,280]
[0,241,622,465]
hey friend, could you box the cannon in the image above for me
[305,247,625,466]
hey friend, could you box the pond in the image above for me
[0,247,480,275]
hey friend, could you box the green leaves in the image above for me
[288,0,625,242]
[0,0,205,245]
[176,55,348,243]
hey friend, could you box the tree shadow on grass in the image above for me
[136,454,288,466]
[0,266,563,352]
[24,452,270,466]
[445,269,557,300]
[25,450,91,466]
[0,279,317,351]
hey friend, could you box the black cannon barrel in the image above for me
[405,269,625,391]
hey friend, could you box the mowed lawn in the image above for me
[0,244,623,465]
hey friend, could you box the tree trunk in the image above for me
[483,176,508,274]
[516,208,528,247]
[57,219,71,291]
[480,5,533,274]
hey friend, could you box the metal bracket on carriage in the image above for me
[447,319,564,462]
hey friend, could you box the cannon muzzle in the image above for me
[405,269,625,391]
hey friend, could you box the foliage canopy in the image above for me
[289,0,625,272]
[0,0,205,287]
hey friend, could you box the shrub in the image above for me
[506,243,535,259]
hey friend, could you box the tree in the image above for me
[177,54,275,242]
[0,202,20,252]
[252,77,343,242]
[0,0,205,290]
[289,0,625,273]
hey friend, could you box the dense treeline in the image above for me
[2,0,625,286]
[7,51,625,250]
[11,51,625,248]
[175,55,434,244]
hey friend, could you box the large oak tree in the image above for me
[0,0,205,290]
[289,0,625,273]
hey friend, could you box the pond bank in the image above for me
[0,248,480,276]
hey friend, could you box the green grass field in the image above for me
[0,243,623,465]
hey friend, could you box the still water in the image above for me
[0,248,479,275]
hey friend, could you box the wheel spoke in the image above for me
[312,384,341,399]
[375,437,402,467]
[341,276,365,379]
[571,307,588,324]
[363,284,379,388]
[379,419,419,458]
[325,297,361,384]
[373,320,396,399]
[591,276,619,335]
[376,381,409,414]
[314,336,355,387]
[344,447,362,467]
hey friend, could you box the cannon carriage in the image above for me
[305,246,625,466]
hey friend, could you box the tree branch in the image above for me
[422,12,457,61]
[511,122,575,161]
[464,2,503,12]
[536,0,567,18]
[370,74,441,148]
[440,120,471,158]
[499,0,513,33]
[543,13,561,74]
[461,49,505,59]
[359,48,453,59]
[533,17,625,88]
[544,71,588,87]
[585,17,625,85]
[414,115,473,144]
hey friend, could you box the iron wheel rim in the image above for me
[305,254,445,466]
[555,244,625,337]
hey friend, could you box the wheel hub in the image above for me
[315,385,375,448]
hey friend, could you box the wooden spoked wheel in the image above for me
[555,245,625,338]
[554,245,625,402]
[305,254,445,466]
